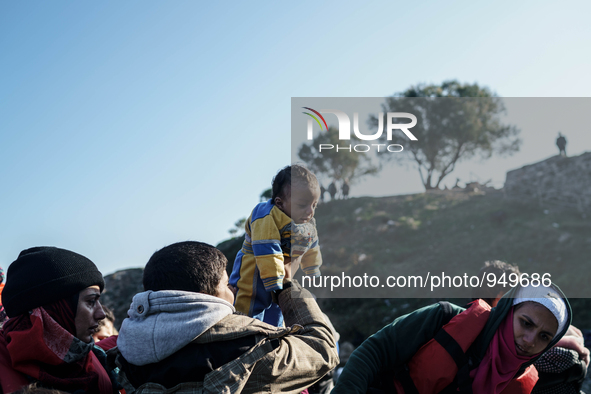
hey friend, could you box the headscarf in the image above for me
[471,308,535,394]
[2,298,112,393]
[471,283,569,394]
[513,284,568,334]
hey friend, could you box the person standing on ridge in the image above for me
[328,181,337,201]
[556,132,567,157]
[342,179,350,199]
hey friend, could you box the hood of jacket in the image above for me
[473,283,572,369]
[117,290,235,366]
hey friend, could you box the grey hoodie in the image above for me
[117,290,235,366]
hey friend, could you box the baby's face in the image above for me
[277,182,320,224]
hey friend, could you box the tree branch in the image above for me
[435,142,464,188]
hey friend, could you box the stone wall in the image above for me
[504,152,591,212]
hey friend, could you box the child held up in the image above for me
[229,164,322,326]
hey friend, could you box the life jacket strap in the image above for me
[394,364,419,394]
[434,328,466,369]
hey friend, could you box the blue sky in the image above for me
[2,1,590,275]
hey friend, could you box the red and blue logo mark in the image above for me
[302,107,328,132]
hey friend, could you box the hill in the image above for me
[308,189,591,343]
[218,184,591,344]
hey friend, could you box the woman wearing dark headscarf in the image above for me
[0,247,118,394]
[334,283,571,394]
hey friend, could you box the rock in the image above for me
[101,268,144,330]
[558,233,571,243]
[376,224,389,233]
[504,152,591,212]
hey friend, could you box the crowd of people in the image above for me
[0,165,588,394]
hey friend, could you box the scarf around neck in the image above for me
[470,308,535,394]
[2,299,112,394]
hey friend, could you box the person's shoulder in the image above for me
[0,334,30,392]
[195,313,290,342]
[251,202,290,227]
[96,335,118,351]
[409,301,464,316]
[385,301,465,331]
[251,200,276,220]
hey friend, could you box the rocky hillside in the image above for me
[217,188,591,343]
[505,151,591,212]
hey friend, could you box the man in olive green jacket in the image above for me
[116,241,338,394]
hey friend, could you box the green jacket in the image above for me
[117,280,339,394]
[334,285,572,394]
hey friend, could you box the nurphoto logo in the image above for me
[302,107,418,153]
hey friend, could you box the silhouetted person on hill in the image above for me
[342,179,350,199]
[320,184,326,203]
[556,132,567,157]
[328,181,337,200]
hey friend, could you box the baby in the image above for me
[229,164,322,326]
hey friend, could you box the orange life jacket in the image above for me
[392,299,538,394]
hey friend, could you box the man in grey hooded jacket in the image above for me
[116,241,338,394]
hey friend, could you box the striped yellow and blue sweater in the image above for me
[230,200,322,315]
